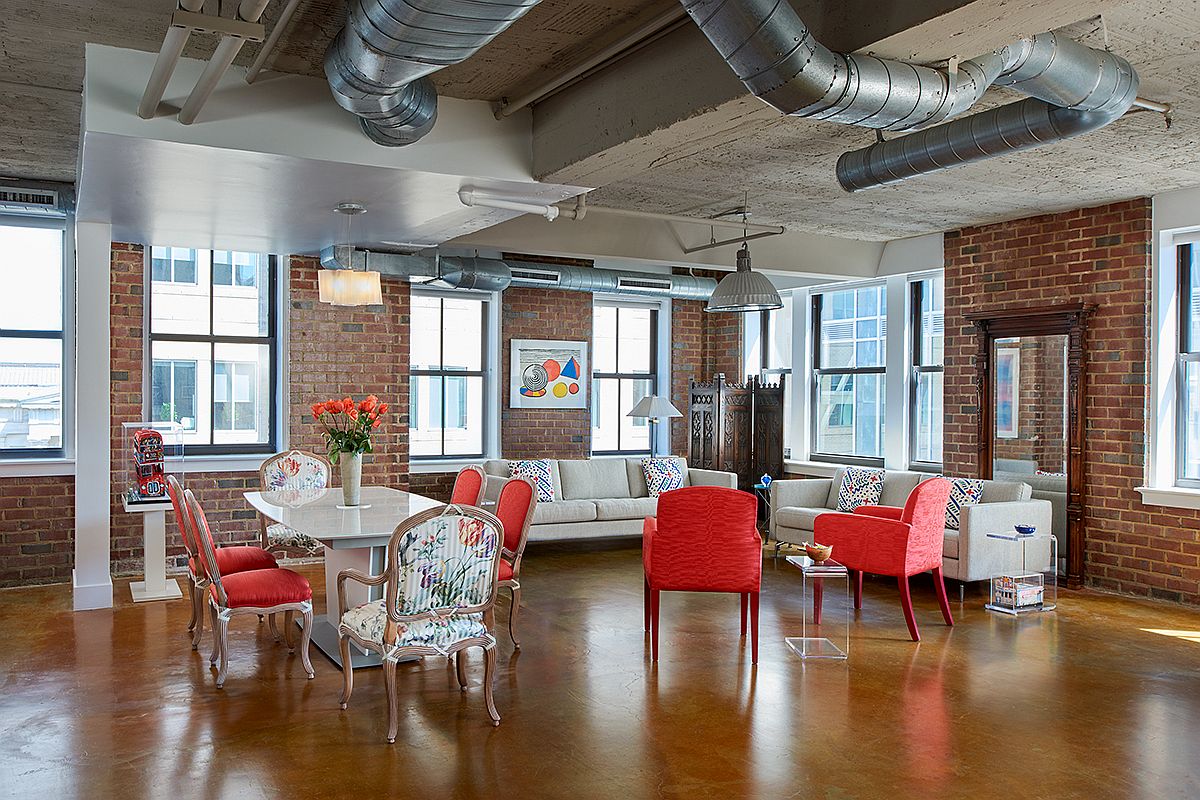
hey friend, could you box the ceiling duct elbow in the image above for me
[681,1,1140,188]
[324,0,543,146]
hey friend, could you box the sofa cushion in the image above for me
[533,499,597,525]
[642,457,685,498]
[775,506,827,532]
[945,478,985,530]
[942,529,960,559]
[510,459,556,503]
[594,497,659,521]
[878,471,924,507]
[835,467,886,512]
[558,459,631,500]
[981,479,1031,503]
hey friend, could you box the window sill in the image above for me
[166,454,271,474]
[1136,486,1200,510]
[783,460,840,478]
[0,458,75,478]
[410,458,490,474]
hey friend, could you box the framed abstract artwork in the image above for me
[995,344,1020,439]
[510,339,588,409]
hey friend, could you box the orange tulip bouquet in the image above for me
[311,395,388,506]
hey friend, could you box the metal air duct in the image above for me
[325,0,542,146]
[680,0,1140,190]
[320,246,717,300]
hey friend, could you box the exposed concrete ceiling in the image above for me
[541,0,1200,240]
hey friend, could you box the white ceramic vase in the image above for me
[340,452,362,506]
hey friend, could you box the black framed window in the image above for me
[592,302,658,455]
[148,247,277,454]
[0,215,67,457]
[1178,243,1200,486]
[811,284,886,465]
[910,276,944,469]
[754,294,793,457]
[410,291,488,459]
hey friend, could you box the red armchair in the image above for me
[450,464,487,506]
[493,476,537,648]
[813,478,954,642]
[643,486,762,663]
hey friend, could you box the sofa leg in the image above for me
[898,575,920,642]
[959,581,965,603]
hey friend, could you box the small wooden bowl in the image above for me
[805,542,833,562]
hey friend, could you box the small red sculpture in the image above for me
[133,428,166,499]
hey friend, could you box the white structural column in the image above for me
[73,222,114,611]
[882,275,912,470]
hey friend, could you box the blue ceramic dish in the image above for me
[1014,524,1037,535]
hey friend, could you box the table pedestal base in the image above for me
[131,577,183,603]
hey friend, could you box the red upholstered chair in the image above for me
[165,475,277,650]
[492,476,537,648]
[643,486,762,663]
[450,464,487,506]
[813,477,955,642]
[184,488,315,688]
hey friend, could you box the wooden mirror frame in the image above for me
[964,303,1096,589]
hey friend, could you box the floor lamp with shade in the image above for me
[627,395,682,458]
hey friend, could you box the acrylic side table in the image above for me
[121,495,184,603]
[785,555,849,659]
[984,532,1057,615]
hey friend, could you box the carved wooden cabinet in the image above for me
[687,374,785,493]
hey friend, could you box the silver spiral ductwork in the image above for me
[681,0,1139,190]
[325,0,542,146]
[320,245,718,300]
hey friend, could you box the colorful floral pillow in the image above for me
[835,467,885,512]
[642,457,685,498]
[945,477,985,531]
[509,459,555,503]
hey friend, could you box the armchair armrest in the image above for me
[814,511,912,574]
[853,504,903,520]
[687,468,738,488]
[336,568,388,620]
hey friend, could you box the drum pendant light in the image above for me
[319,203,383,306]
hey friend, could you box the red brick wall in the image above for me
[0,476,74,586]
[945,198,1199,605]
[408,471,458,503]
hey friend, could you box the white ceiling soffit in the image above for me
[77,45,588,255]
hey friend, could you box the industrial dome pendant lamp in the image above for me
[704,199,782,314]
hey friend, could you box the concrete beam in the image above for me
[534,0,1126,188]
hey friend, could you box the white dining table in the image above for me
[244,485,443,670]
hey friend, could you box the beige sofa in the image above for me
[769,468,1053,583]
[481,457,737,542]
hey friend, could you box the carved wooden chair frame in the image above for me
[453,464,488,505]
[165,474,208,650]
[257,448,333,553]
[336,504,505,742]
[494,476,538,649]
[184,488,315,688]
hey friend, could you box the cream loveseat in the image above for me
[481,457,738,542]
[769,469,1053,584]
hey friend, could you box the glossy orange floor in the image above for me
[2,544,1200,799]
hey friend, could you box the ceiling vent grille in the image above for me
[617,275,673,293]
[510,268,561,284]
[0,186,61,215]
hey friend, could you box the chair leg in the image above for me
[749,591,760,665]
[813,577,824,625]
[208,602,221,665]
[853,570,864,610]
[338,634,354,709]
[191,586,205,650]
[214,611,231,688]
[508,586,522,650]
[650,589,661,662]
[933,567,955,627]
[483,644,500,727]
[283,610,297,652]
[740,593,748,637]
[268,613,281,643]
[643,577,651,633]
[898,575,920,642]
[299,607,315,678]
[187,583,198,632]
[383,657,400,744]
[455,649,469,691]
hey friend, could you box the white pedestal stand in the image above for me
[121,496,184,603]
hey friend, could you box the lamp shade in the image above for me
[705,243,782,313]
[318,268,383,306]
[627,395,682,420]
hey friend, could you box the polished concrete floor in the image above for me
[2,544,1199,800]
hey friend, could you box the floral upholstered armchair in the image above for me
[336,504,505,742]
[259,449,331,555]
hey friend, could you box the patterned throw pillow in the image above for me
[509,459,555,503]
[945,477,985,530]
[642,457,685,498]
[835,467,885,512]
